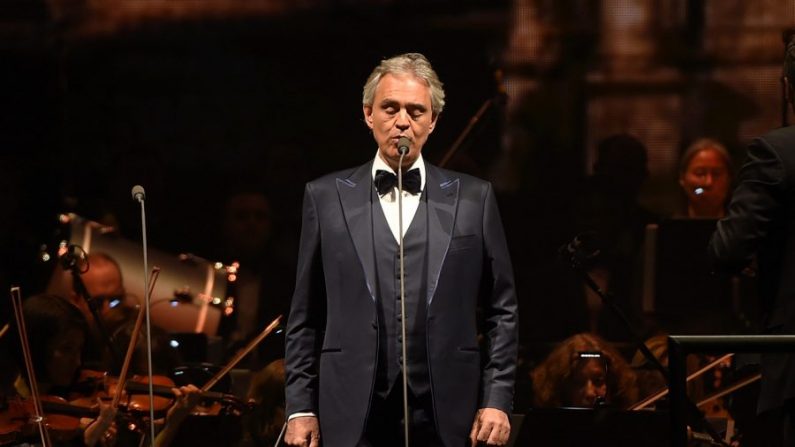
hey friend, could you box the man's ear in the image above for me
[363,105,374,129]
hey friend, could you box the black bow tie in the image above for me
[374,168,422,196]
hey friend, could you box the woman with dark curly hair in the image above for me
[531,333,638,409]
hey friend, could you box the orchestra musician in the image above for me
[678,138,733,219]
[17,293,118,446]
[1,293,203,447]
[531,333,638,410]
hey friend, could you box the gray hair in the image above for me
[362,52,446,116]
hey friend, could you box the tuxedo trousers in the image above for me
[358,375,444,447]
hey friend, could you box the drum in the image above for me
[53,213,234,336]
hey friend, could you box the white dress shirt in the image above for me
[371,150,426,242]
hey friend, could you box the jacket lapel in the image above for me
[337,162,377,301]
[425,163,459,304]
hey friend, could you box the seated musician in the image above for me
[238,358,286,447]
[20,293,117,446]
[47,252,130,323]
[102,305,203,447]
[531,333,639,409]
[47,252,132,371]
[18,294,201,447]
[678,138,733,219]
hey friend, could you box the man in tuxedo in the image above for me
[708,36,795,446]
[284,53,518,446]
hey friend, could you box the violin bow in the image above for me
[112,267,161,410]
[630,352,735,410]
[10,286,53,447]
[151,315,282,447]
[201,315,283,392]
[696,372,761,408]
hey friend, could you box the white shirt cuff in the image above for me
[288,412,317,420]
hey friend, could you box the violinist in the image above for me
[18,294,204,447]
[104,308,180,377]
[152,383,201,447]
[238,359,285,447]
[18,293,117,446]
[102,305,203,447]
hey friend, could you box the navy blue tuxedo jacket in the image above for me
[285,160,518,446]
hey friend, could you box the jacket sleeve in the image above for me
[478,182,519,414]
[285,183,326,416]
[709,137,787,271]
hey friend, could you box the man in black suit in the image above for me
[284,53,518,446]
[708,36,795,446]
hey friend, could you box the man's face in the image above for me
[81,261,124,316]
[363,73,437,171]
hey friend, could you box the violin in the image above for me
[72,370,174,416]
[0,395,99,445]
[0,401,24,445]
[150,317,283,447]
[3,273,163,446]
[72,370,246,415]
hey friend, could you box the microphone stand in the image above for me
[63,250,123,370]
[132,185,156,447]
[561,236,728,446]
[397,145,410,447]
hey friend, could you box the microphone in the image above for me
[59,244,86,271]
[397,136,410,156]
[131,185,146,202]
[559,231,602,268]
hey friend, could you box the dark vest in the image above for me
[372,187,431,399]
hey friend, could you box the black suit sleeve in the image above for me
[285,183,326,416]
[478,182,519,413]
[709,137,787,270]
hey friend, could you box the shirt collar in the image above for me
[371,150,426,192]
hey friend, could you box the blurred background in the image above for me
[2,0,795,420]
